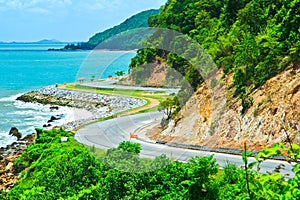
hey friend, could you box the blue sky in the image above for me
[0,0,166,42]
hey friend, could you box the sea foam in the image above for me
[0,93,24,102]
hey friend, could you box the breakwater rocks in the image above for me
[17,86,146,119]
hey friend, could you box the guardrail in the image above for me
[137,137,288,161]
[166,142,288,161]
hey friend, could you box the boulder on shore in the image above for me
[21,133,36,143]
[47,115,60,123]
[43,124,51,128]
[50,106,59,110]
[8,127,22,140]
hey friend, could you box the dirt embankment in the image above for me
[151,63,300,151]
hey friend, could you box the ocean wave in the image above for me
[0,93,24,102]
[23,116,45,121]
[8,110,45,116]
[17,127,36,135]
[13,100,47,110]
[0,133,16,148]
[1,97,96,147]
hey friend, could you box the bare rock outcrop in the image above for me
[158,63,300,151]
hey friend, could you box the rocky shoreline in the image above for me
[17,85,147,130]
[0,132,35,191]
[0,85,147,191]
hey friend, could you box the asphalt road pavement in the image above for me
[75,112,295,178]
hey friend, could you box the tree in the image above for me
[158,97,179,119]
[117,141,141,154]
[90,75,96,81]
[115,70,125,76]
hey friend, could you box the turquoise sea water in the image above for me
[0,43,135,146]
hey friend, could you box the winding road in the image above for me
[75,111,294,178]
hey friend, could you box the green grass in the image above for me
[137,105,159,113]
[64,84,169,102]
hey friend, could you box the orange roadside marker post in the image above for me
[130,134,138,139]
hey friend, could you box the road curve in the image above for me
[75,112,294,178]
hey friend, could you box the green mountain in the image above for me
[62,9,159,50]
[88,9,159,47]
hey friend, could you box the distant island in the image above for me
[36,39,64,44]
[49,9,159,51]
[0,39,67,44]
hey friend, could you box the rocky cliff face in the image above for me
[125,64,168,87]
[159,63,300,151]
[126,63,184,88]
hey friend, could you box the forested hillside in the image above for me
[88,9,159,47]
[130,0,300,112]
[63,9,159,50]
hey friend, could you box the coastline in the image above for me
[16,85,147,131]
[0,84,147,190]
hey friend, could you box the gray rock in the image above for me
[17,85,147,131]
[8,127,22,140]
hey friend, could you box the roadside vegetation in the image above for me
[2,128,299,199]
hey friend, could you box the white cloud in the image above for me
[0,0,166,13]
[47,0,72,8]
[73,0,122,12]
[0,0,72,11]
[78,1,105,11]
[0,0,125,16]
[6,0,24,10]
[28,7,52,15]
[0,0,167,41]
